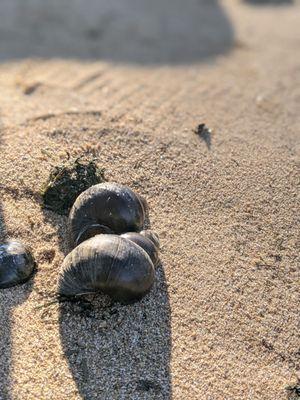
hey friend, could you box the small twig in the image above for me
[35,299,59,310]
[34,294,92,311]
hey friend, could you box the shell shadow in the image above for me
[0,120,35,397]
[59,262,172,399]
[42,179,172,397]
[0,0,234,64]
[0,200,35,398]
[0,275,35,400]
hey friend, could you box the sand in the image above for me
[0,1,299,399]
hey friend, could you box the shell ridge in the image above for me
[104,236,123,289]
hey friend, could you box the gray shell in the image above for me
[0,240,35,289]
[68,182,147,248]
[58,234,155,303]
[121,230,160,267]
[140,230,160,250]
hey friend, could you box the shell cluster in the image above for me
[58,182,160,303]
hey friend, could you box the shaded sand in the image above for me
[0,1,299,399]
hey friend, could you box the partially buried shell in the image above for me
[68,182,147,248]
[0,240,35,289]
[121,230,160,267]
[58,234,155,303]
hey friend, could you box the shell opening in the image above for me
[75,224,113,247]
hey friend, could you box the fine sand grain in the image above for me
[0,1,299,399]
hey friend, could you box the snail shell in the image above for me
[121,230,160,267]
[68,182,147,248]
[58,234,155,303]
[0,240,35,289]
[140,230,160,249]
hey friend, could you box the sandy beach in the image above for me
[0,1,299,399]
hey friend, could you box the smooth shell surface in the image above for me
[58,234,155,302]
[0,241,35,289]
[68,182,147,247]
[121,231,160,267]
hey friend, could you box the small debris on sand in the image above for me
[194,123,212,149]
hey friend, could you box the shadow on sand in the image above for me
[0,279,34,400]
[0,0,234,64]
[244,0,293,4]
[59,263,172,399]
[0,173,35,399]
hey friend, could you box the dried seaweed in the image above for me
[41,156,106,215]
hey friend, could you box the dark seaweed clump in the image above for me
[41,157,106,215]
[286,384,300,400]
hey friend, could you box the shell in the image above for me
[140,230,160,249]
[121,230,160,267]
[0,240,35,289]
[58,234,155,303]
[68,182,147,248]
